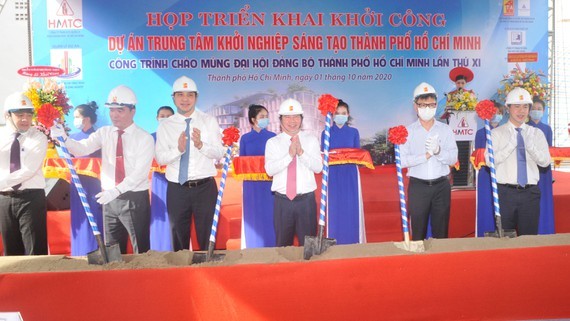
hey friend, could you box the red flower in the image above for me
[388,125,408,145]
[317,94,338,116]
[222,126,240,146]
[36,103,61,129]
[475,100,496,121]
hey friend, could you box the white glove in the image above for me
[425,134,440,156]
[96,188,121,205]
[50,124,67,141]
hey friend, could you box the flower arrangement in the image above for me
[497,68,550,103]
[23,78,72,140]
[446,89,478,111]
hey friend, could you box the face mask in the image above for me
[491,114,503,124]
[257,118,269,129]
[333,114,348,126]
[418,107,436,121]
[158,117,167,124]
[530,110,543,121]
[73,117,85,130]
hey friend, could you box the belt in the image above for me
[0,189,40,196]
[410,176,448,186]
[181,177,213,188]
[498,183,537,190]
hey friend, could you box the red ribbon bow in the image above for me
[388,125,408,145]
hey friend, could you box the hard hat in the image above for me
[413,82,437,100]
[105,85,137,108]
[505,87,532,105]
[278,98,303,115]
[4,91,34,113]
[172,76,198,94]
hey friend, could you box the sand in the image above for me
[1,234,569,273]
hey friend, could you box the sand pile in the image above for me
[1,234,569,273]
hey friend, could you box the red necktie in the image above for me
[115,130,125,185]
[10,133,21,190]
[286,155,297,200]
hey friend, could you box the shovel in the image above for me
[304,111,336,260]
[54,132,122,264]
[191,145,233,264]
[479,119,517,239]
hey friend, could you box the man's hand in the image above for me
[178,131,187,153]
[289,135,298,157]
[191,128,203,149]
[50,124,67,142]
[95,188,121,205]
[425,134,440,156]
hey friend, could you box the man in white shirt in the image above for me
[51,85,154,254]
[265,98,323,246]
[400,82,458,241]
[0,92,48,255]
[155,76,225,251]
[491,87,550,235]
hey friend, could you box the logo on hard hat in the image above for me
[21,100,27,106]
[289,105,294,111]
[423,87,429,92]
[112,96,118,103]
[183,82,188,89]
[519,95,524,101]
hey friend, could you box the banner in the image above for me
[31,0,548,163]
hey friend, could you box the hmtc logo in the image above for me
[47,0,83,30]
[453,117,474,136]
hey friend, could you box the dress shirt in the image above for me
[400,120,458,180]
[491,121,550,185]
[265,131,323,194]
[155,109,225,182]
[64,123,154,192]
[0,126,48,191]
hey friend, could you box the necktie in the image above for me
[178,118,192,184]
[286,155,297,200]
[515,128,527,187]
[10,133,21,190]
[115,130,125,185]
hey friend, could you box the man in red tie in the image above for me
[0,92,48,255]
[265,99,323,246]
[51,85,154,254]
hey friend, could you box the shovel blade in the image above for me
[87,243,122,265]
[484,229,517,238]
[394,240,425,253]
[191,252,225,264]
[303,236,336,260]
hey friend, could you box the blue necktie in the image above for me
[178,118,192,184]
[515,128,527,187]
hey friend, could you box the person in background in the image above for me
[400,82,458,241]
[239,104,276,248]
[155,76,225,251]
[265,98,323,246]
[0,92,48,255]
[151,106,174,142]
[321,99,365,244]
[51,85,154,253]
[69,102,104,256]
[474,101,504,237]
[150,105,174,251]
[527,97,555,234]
[491,87,550,235]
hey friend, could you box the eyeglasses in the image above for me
[416,103,437,108]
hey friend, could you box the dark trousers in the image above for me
[103,190,150,254]
[273,192,317,246]
[408,177,451,241]
[0,189,48,255]
[167,178,217,251]
[498,184,540,235]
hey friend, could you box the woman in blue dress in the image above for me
[527,97,554,234]
[69,101,103,256]
[321,99,365,244]
[474,101,503,237]
[150,106,175,251]
[239,104,276,248]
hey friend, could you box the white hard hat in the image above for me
[413,82,437,100]
[172,76,198,94]
[105,85,137,108]
[505,87,532,105]
[278,98,303,115]
[4,91,34,113]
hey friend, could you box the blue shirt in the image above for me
[239,129,276,156]
[400,120,458,180]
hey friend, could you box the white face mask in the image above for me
[418,107,436,121]
[158,117,167,124]
[73,117,85,130]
